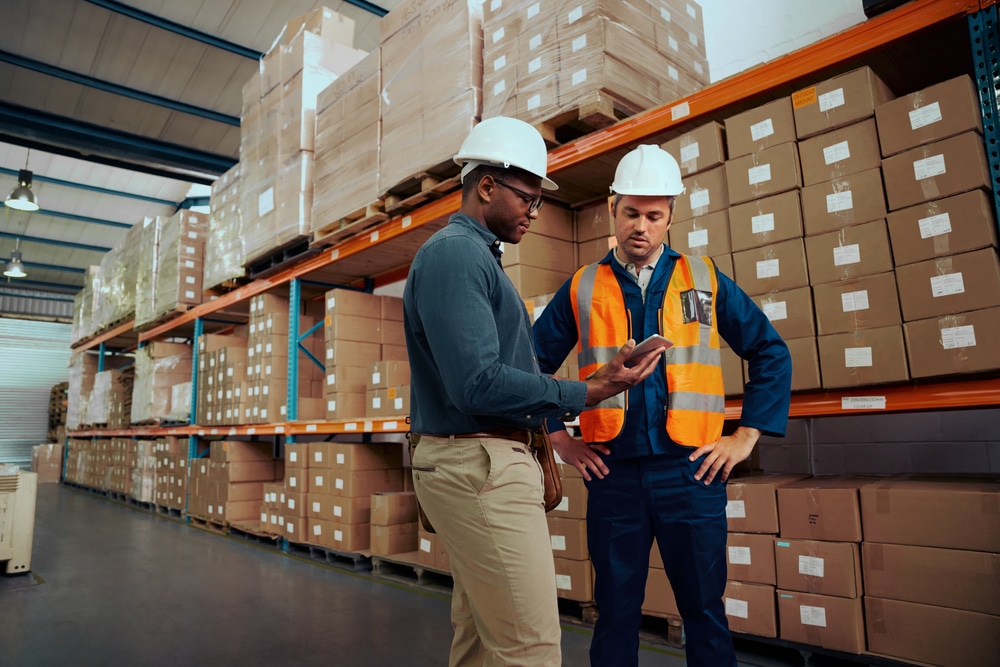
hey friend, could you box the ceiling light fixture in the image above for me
[4,239,27,278]
[5,150,40,212]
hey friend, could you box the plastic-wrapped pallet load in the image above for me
[93,222,144,332]
[153,211,207,323]
[378,0,483,197]
[204,164,245,291]
[130,342,193,425]
[134,216,161,328]
[70,266,101,345]
[65,352,98,430]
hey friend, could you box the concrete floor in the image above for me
[1,485,872,667]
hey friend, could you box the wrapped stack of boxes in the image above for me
[204,164,245,291]
[134,211,207,329]
[130,440,157,503]
[189,440,280,523]
[31,444,63,484]
[66,353,98,430]
[502,203,577,298]
[153,437,188,510]
[365,360,410,419]
[370,490,419,556]
[71,267,99,345]
[311,51,381,239]
[377,0,482,196]
[131,342,193,424]
[483,0,708,128]
[63,439,89,486]
[91,223,143,333]
[281,443,312,543]
[240,8,367,266]
[196,331,249,426]
[84,369,125,427]
[548,462,593,602]
[106,438,134,495]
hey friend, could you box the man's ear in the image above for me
[478,174,496,203]
[606,195,614,221]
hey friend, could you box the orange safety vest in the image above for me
[569,254,726,447]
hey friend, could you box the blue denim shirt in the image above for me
[403,213,588,434]
[533,245,792,460]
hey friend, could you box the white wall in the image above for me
[701,0,867,82]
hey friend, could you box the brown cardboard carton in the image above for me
[326,494,372,524]
[886,190,997,267]
[501,235,578,275]
[724,581,777,638]
[817,325,909,388]
[368,360,410,390]
[732,238,810,296]
[284,443,309,470]
[284,490,309,517]
[661,120,727,176]
[531,203,574,242]
[791,66,894,140]
[370,521,419,555]
[643,566,679,616]
[752,286,815,340]
[674,165,729,221]
[724,97,796,159]
[370,491,417,525]
[284,469,310,494]
[812,272,901,335]
[721,345,745,397]
[547,516,588,561]
[282,514,309,543]
[865,597,1000,667]
[804,219,893,285]
[550,476,587,520]
[862,543,1000,616]
[786,337,822,391]
[554,557,594,602]
[325,364,369,394]
[881,131,991,211]
[712,253,733,280]
[323,520,370,551]
[417,528,436,567]
[221,461,279,483]
[860,477,1000,552]
[777,590,865,653]
[728,190,804,252]
[875,75,982,157]
[325,340,382,367]
[668,210,731,257]
[777,477,866,542]
[725,142,802,206]
[330,468,404,498]
[726,532,776,585]
[726,474,810,534]
[575,199,614,244]
[797,118,882,186]
[774,539,862,598]
[800,167,887,236]
[325,391,366,420]
[324,288,382,318]
[904,307,1000,378]
[381,296,403,322]
[324,313,381,343]
[329,443,403,471]
[895,248,1000,322]
[504,264,573,299]
[577,235,617,266]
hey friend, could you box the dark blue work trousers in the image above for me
[586,453,736,667]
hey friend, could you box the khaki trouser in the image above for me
[411,434,562,667]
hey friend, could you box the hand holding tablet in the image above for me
[624,334,672,367]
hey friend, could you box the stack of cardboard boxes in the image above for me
[189,440,281,523]
[153,437,189,511]
[134,211,208,330]
[30,444,63,484]
[66,353,98,430]
[196,332,249,426]
[548,461,593,602]
[370,490,419,556]
[131,341,193,424]
[204,164,245,291]
[105,438,133,495]
[365,360,410,420]
[503,204,577,298]
[131,440,156,503]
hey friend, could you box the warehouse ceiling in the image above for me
[0,0,400,298]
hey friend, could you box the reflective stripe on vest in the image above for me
[570,254,725,446]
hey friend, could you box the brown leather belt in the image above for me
[453,427,534,446]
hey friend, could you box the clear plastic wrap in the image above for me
[130,342,193,424]
[153,211,206,323]
[134,216,162,328]
[205,163,246,290]
[66,352,98,429]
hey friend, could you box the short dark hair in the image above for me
[461,164,537,200]
[611,194,677,216]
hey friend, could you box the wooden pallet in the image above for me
[310,201,390,248]
[188,514,228,534]
[74,315,134,348]
[640,610,685,647]
[244,236,318,281]
[203,276,250,299]
[535,91,644,147]
[286,541,372,572]
[382,160,462,216]
[155,504,184,519]
[133,304,194,333]
[229,520,282,547]
[372,552,454,591]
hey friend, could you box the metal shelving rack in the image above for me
[66,0,1000,456]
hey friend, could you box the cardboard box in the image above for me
[325,312,381,343]
[325,391,366,420]
[904,307,1000,378]
[812,272,902,335]
[886,190,997,267]
[530,203,574,242]
[282,514,309,543]
[859,477,1000,552]
[865,597,1000,667]
[800,167,888,236]
[661,120,727,176]
[370,491,417,525]
[726,532,776,585]
[728,190,804,252]
[370,521,419,555]
[721,345,745,397]
[732,238,810,296]
[724,97,796,159]
[324,365,370,395]
[324,288,383,318]
[325,494,372,524]
[792,65,894,140]
[875,75,982,157]
[283,490,309,517]
[554,557,594,602]
[774,539,862,598]
[416,528,436,567]
[547,516,588,561]
[643,566,679,616]
[501,235,578,275]
[330,468,404,498]
[777,590,865,654]
[797,118,882,186]
[725,142,802,206]
[752,286,815,340]
[504,264,573,298]
[817,325,909,388]
[368,360,410,390]
[668,210,731,257]
[777,477,866,542]
[367,385,410,417]
[325,339,382,367]
[575,199,613,244]
[895,248,1000,322]
[284,443,309,470]
[284,469,310,493]
[786,336,822,391]
[804,219,893,285]
[220,460,278,483]
[881,131,991,211]
[328,443,403,471]
[724,581,777,638]
[674,165,729,221]
[862,542,1000,616]
[321,520,370,551]
[577,235,617,265]
[712,252,733,280]
[549,476,587,520]
[726,474,810,534]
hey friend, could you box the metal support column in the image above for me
[186,318,204,517]
[286,279,301,446]
[969,5,1000,230]
[97,342,106,372]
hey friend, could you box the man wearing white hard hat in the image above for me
[403,119,664,666]
[533,144,792,666]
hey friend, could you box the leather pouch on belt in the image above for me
[533,425,564,513]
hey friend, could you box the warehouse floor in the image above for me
[2,486,871,667]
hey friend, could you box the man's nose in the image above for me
[634,215,649,231]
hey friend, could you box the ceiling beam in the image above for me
[40,209,132,230]
[345,0,389,17]
[0,102,235,183]
[0,289,76,302]
[20,261,87,275]
[1,278,80,292]
[0,50,240,127]
[0,166,177,207]
[0,231,111,253]
[84,0,263,60]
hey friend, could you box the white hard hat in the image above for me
[454,116,558,190]
[610,144,684,196]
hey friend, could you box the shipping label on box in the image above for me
[817,325,909,388]
[792,65,894,140]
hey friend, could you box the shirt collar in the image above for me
[450,213,503,258]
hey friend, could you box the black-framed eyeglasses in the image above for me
[494,179,544,214]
